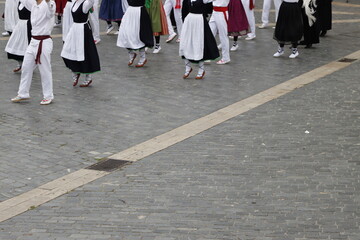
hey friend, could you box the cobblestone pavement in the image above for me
[0,0,359,239]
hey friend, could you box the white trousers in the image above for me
[18,38,54,100]
[89,0,100,41]
[209,10,230,62]
[261,0,282,25]
[241,0,256,38]
[163,0,182,36]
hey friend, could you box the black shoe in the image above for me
[305,44,312,48]
[320,30,327,37]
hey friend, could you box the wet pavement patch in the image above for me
[338,58,357,63]
[86,159,130,172]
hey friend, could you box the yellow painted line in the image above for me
[0,50,359,223]
[333,2,360,7]
[333,19,360,23]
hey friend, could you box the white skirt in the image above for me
[5,19,28,56]
[4,0,19,32]
[179,13,204,61]
[116,6,144,49]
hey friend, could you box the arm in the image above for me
[83,0,95,13]
[45,0,56,18]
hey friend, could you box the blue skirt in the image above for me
[99,0,124,21]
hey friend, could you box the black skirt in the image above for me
[274,2,303,44]
[63,23,101,74]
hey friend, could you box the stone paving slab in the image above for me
[0,0,359,239]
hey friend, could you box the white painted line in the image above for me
[0,50,359,223]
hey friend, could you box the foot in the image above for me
[320,30,327,37]
[195,71,205,80]
[305,44,312,48]
[13,66,21,73]
[289,50,299,59]
[153,45,161,54]
[11,96,29,103]
[80,76,93,87]
[273,48,284,57]
[135,59,147,67]
[2,31,10,36]
[94,39,101,44]
[245,35,256,41]
[128,53,137,66]
[258,23,268,29]
[106,24,114,34]
[176,38,180,43]
[166,33,177,43]
[72,73,80,86]
[298,41,306,45]
[183,67,192,79]
[217,44,222,50]
[40,98,53,105]
[230,43,239,51]
[216,59,230,65]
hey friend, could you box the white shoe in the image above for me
[40,98,53,105]
[216,59,230,65]
[11,96,29,103]
[153,45,161,54]
[166,33,177,43]
[273,49,284,57]
[289,50,299,59]
[258,23,268,29]
[114,30,119,35]
[2,31,10,36]
[176,38,180,43]
[106,24,114,34]
[245,35,256,41]
[230,43,239,51]
[217,44,222,50]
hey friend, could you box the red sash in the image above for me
[32,35,51,64]
[213,6,228,23]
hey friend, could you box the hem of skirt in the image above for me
[72,70,101,74]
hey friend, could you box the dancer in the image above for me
[180,0,220,79]
[146,0,169,53]
[228,0,250,51]
[2,0,19,36]
[99,0,124,34]
[317,0,332,36]
[61,0,100,87]
[55,0,68,26]
[241,0,256,40]
[209,0,230,64]
[273,0,303,58]
[5,2,31,73]
[164,0,182,43]
[258,0,282,29]
[298,0,319,48]
[11,0,56,105]
[116,0,154,67]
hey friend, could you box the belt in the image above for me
[32,35,51,64]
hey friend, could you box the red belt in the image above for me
[213,6,228,23]
[32,35,51,64]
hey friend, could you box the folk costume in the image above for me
[5,2,31,72]
[228,0,250,51]
[116,0,154,67]
[317,0,332,36]
[299,0,319,48]
[99,0,124,34]
[3,0,19,36]
[146,0,169,53]
[273,0,303,58]
[164,0,182,43]
[11,0,56,105]
[179,0,220,79]
[241,0,256,40]
[209,0,230,64]
[259,0,282,28]
[62,0,73,42]
[61,0,101,87]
